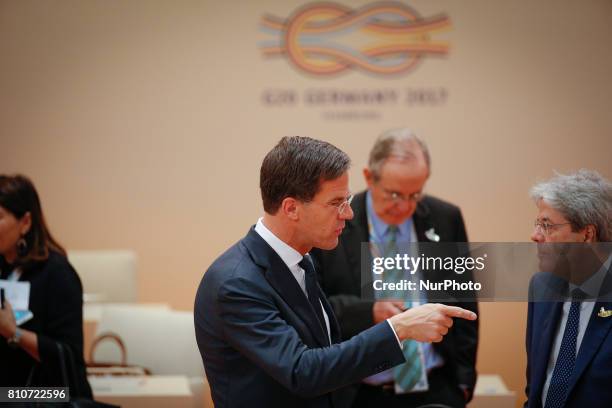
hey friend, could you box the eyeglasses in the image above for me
[381,188,422,203]
[331,195,354,215]
[533,221,572,235]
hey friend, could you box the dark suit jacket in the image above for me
[311,191,479,400]
[194,227,406,408]
[0,251,92,397]
[525,269,612,408]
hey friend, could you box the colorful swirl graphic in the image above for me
[259,2,452,76]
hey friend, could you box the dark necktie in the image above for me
[544,289,586,408]
[299,254,329,345]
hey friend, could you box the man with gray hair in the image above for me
[525,169,612,408]
[311,129,479,408]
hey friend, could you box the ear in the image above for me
[280,197,300,221]
[583,225,597,242]
[19,212,32,236]
[363,167,374,188]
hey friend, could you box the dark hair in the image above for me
[260,136,351,214]
[0,175,66,266]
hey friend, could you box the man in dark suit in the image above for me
[311,129,479,408]
[194,136,477,408]
[525,169,612,408]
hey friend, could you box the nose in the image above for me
[393,199,416,219]
[531,228,544,243]
[398,198,416,211]
[340,204,354,220]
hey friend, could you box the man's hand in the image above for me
[373,300,406,323]
[389,303,477,343]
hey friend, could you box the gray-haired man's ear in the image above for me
[363,167,374,187]
[584,225,597,242]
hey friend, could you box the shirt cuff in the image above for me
[386,319,403,350]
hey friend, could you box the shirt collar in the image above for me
[254,217,303,270]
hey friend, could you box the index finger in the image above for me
[391,301,406,310]
[439,305,477,320]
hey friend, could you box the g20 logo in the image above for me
[260,2,451,76]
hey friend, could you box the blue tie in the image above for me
[384,226,425,392]
[393,299,425,392]
[544,290,584,408]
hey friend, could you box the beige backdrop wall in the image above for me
[2,0,611,405]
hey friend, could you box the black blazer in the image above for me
[311,191,479,397]
[194,227,405,408]
[0,251,92,398]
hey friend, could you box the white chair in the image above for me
[91,305,207,406]
[68,250,137,303]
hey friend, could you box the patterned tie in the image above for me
[383,225,403,300]
[384,226,426,393]
[299,254,329,345]
[544,289,585,408]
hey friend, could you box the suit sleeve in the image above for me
[524,286,535,407]
[217,275,405,398]
[36,258,91,397]
[449,208,479,397]
[450,298,479,395]
[37,261,84,364]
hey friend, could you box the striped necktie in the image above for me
[384,226,427,393]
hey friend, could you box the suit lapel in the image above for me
[565,267,612,393]
[532,302,564,401]
[242,228,329,347]
[413,199,433,242]
[566,263,612,395]
[567,300,612,395]
[320,289,341,343]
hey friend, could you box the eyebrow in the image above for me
[385,187,422,196]
[328,193,351,204]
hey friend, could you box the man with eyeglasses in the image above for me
[194,136,477,408]
[525,169,612,408]
[311,129,479,408]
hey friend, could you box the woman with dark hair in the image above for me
[0,174,92,397]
